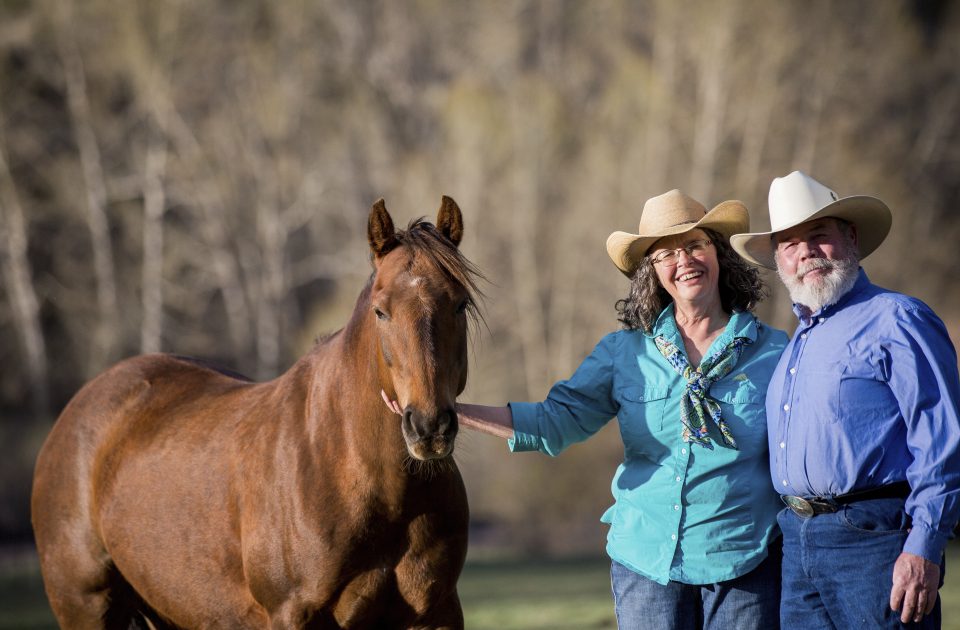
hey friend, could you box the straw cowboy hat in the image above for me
[729,171,892,269]
[606,189,749,276]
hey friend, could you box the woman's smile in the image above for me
[676,269,705,283]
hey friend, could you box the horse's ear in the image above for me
[368,198,398,258]
[436,195,463,248]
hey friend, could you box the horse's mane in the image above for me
[170,354,254,382]
[391,218,485,323]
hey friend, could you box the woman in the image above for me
[385,189,788,629]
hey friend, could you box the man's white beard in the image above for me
[777,254,860,314]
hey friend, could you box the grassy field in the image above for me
[3,546,960,629]
[460,556,616,629]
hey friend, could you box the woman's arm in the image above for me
[381,390,514,440]
[456,403,514,439]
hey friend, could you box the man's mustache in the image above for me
[797,258,834,281]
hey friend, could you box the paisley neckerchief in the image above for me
[654,334,753,449]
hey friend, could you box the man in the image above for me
[730,171,960,628]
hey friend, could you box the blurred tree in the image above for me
[0,127,48,419]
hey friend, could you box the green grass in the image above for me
[460,556,616,629]
[0,559,56,630]
[4,546,960,629]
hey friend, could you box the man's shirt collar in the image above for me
[791,267,871,324]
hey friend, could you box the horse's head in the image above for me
[367,196,480,461]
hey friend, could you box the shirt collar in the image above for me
[650,302,679,338]
[790,267,871,323]
[650,303,758,344]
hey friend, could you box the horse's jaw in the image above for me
[404,434,456,461]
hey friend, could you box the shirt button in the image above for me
[782,480,788,486]
[674,504,680,511]
[789,367,796,375]
[675,476,682,482]
[818,317,825,323]
[800,333,807,339]
[783,404,790,411]
[671,534,677,540]
[681,448,687,455]
[780,442,785,449]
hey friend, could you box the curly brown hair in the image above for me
[615,228,767,332]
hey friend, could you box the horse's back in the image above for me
[34,353,251,489]
[32,354,265,628]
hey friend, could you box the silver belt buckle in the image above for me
[781,495,815,518]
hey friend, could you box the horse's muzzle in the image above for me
[402,407,458,460]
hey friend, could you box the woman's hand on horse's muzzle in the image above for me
[381,389,403,415]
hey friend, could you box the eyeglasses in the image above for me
[648,239,713,267]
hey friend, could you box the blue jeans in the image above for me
[610,544,781,630]
[778,497,944,629]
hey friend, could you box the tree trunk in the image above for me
[56,6,121,374]
[140,137,167,354]
[689,4,736,202]
[643,0,678,196]
[0,136,49,418]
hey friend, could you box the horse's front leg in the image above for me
[268,606,340,630]
[409,590,464,630]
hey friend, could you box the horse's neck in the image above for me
[302,324,410,471]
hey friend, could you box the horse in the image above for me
[31,196,481,629]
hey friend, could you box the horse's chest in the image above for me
[251,521,462,627]
[247,506,466,621]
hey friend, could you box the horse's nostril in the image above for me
[401,407,457,439]
[438,408,457,435]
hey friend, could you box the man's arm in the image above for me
[886,302,960,620]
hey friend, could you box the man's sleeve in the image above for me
[889,303,960,563]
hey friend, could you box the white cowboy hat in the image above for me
[729,171,892,269]
[606,189,749,276]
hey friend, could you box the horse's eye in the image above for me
[373,307,389,321]
[455,299,469,315]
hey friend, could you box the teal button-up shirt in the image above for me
[509,307,788,585]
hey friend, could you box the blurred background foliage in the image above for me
[1,0,959,560]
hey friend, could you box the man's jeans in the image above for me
[610,544,781,630]
[779,497,944,629]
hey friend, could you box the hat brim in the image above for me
[729,196,892,269]
[606,201,749,277]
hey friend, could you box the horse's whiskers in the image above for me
[401,455,453,479]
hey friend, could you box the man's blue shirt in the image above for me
[509,307,788,585]
[767,269,960,562]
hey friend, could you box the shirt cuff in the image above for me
[506,401,541,452]
[903,523,949,564]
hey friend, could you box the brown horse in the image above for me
[31,197,481,629]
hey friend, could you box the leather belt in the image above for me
[781,481,911,519]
